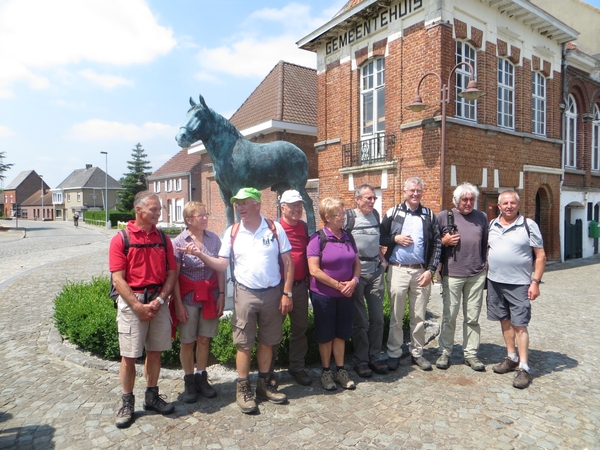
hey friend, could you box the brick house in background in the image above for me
[21,189,53,220]
[298,0,579,261]
[3,170,48,218]
[147,148,203,226]
[186,60,318,235]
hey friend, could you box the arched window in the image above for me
[592,105,600,171]
[498,58,515,129]
[532,72,546,135]
[455,41,477,121]
[565,94,577,168]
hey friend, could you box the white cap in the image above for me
[280,190,304,204]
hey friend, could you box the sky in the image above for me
[0,0,346,188]
[1,0,600,189]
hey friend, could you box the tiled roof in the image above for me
[21,189,52,206]
[56,166,120,189]
[229,61,316,131]
[150,147,202,178]
[5,170,36,190]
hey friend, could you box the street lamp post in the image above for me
[100,151,108,229]
[406,62,484,210]
[40,175,44,221]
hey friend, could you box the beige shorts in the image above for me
[117,294,172,358]
[232,284,283,349]
[178,302,220,343]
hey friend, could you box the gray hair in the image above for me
[134,191,159,208]
[354,184,375,198]
[404,177,425,190]
[452,183,480,207]
[498,190,520,204]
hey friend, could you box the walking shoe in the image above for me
[183,374,198,403]
[288,369,312,386]
[411,356,432,371]
[115,393,135,428]
[143,387,174,415]
[368,360,389,375]
[334,369,356,390]
[513,369,532,389]
[236,379,258,414]
[464,357,485,372]
[436,354,450,370]
[321,370,337,390]
[387,357,400,371]
[354,364,373,378]
[256,374,287,404]
[492,357,519,374]
[194,371,217,398]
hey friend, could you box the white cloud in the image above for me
[194,2,345,80]
[0,0,176,90]
[0,125,15,137]
[79,70,133,89]
[67,119,177,142]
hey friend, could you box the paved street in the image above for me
[0,219,599,449]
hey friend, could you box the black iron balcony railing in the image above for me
[342,134,396,168]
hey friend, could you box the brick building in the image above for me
[298,0,579,261]
[3,170,48,218]
[148,148,203,226]
[186,60,318,234]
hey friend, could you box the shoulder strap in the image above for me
[344,209,356,232]
[265,218,280,250]
[373,208,381,225]
[158,229,170,271]
[318,229,327,257]
[120,229,130,255]
[523,217,531,238]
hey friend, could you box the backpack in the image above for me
[229,218,281,284]
[109,228,170,307]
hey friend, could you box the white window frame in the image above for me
[360,58,386,163]
[176,178,182,192]
[565,94,577,168]
[175,198,184,222]
[497,58,515,129]
[592,104,600,172]
[455,41,477,121]
[77,192,81,202]
[154,181,161,193]
[532,72,546,136]
[166,180,172,192]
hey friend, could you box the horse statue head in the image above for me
[176,95,214,148]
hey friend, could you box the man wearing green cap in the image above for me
[194,187,294,413]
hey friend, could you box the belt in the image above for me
[389,262,425,269]
[131,283,162,293]
[236,283,278,293]
[359,256,380,262]
[293,279,305,286]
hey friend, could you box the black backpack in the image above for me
[109,228,169,307]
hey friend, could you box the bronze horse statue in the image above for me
[175,95,316,234]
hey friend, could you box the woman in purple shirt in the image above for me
[307,198,361,391]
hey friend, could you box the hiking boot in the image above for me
[411,356,432,371]
[464,357,485,372]
[513,369,532,389]
[194,371,217,398]
[354,364,373,378]
[183,374,198,403]
[493,357,519,374]
[387,357,400,371]
[115,393,135,428]
[236,379,257,414]
[321,370,337,390]
[288,369,312,386]
[368,360,389,375]
[143,387,174,415]
[334,369,356,390]
[436,354,450,370]
[256,374,287,404]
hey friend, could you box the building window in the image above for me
[175,198,184,222]
[166,180,172,192]
[77,193,81,202]
[56,209,62,218]
[592,105,600,172]
[67,194,71,201]
[360,58,386,164]
[176,178,182,192]
[532,72,546,136]
[154,181,161,193]
[159,198,163,222]
[565,94,577,168]
[497,58,514,129]
[455,41,477,121]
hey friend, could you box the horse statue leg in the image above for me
[219,187,235,230]
[297,186,315,235]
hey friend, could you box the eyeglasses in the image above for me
[460,197,475,203]
[193,213,210,219]
[405,189,423,194]
[234,200,257,209]
[331,213,345,218]
[361,196,377,201]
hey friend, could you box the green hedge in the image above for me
[53,276,410,368]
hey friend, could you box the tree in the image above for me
[117,143,152,212]
[0,151,14,181]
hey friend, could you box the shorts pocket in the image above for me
[234,318,247,331]
[118,324,131,335]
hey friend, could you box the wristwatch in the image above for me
[157,296,165,305]
[531,278,542,284]
[283,291,293,298]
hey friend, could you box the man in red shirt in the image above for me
[109,191,177,428]
[276,190,311,386]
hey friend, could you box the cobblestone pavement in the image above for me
[0,220,599,449]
